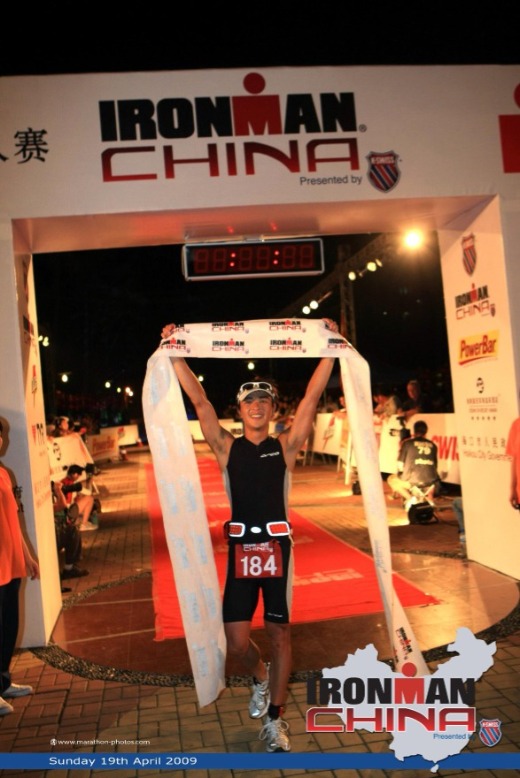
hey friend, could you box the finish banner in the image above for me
[142,319,429,707]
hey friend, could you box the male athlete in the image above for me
[161,320,338,752]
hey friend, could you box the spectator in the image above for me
[61,465,97,531]
[373,384,402,419]
[373,387,404,479]
[52,481,88,580]
[318,394,339,413]
[52,416,72,437]
[273,393,296,434]
[401,379,431,420]
[0,417,39,716]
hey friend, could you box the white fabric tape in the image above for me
[142,319,428,707]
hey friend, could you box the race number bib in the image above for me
[235,541,283,578]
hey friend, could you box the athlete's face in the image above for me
[239,391,275,427]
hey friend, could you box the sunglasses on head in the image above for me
[238,381,274,394]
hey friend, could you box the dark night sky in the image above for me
[6,7,517,418]
[33,232,448,417]
[1,5,517,77]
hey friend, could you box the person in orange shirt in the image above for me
[506,417,520,509]
[0,418,40,716]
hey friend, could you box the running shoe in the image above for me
[0,697,13,716]
[259,716,291,752]
[249,663,270,719]
[3,683,33,698]
[61,566,89,579]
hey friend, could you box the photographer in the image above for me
[388,420,441,514]
[61,465,97,531]
[52,481,88,580]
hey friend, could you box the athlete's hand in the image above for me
[161,323,176,339]
[322,318,339,333]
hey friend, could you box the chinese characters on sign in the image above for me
[1,128,48,163]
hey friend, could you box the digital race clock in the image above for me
[182,238,325,281]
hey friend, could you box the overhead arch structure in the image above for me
[1,65,519,648]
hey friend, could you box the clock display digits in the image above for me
[182,238,324,280]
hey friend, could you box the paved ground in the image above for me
[1,448,520,777]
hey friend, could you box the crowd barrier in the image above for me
[47,425,141,479]
[85,424,140,463]
[49,417,458,482]
[47,433,94,480]
[190,412,460,484]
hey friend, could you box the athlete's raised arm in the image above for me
[162,324,233,467]
[279,319,338,470]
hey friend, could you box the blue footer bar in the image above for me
[0,752,520,770]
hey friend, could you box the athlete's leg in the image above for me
[261,538,293,709]
[264,621,291,707]
[223,542,268,679]
[224,621,268,681]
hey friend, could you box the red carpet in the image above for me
[146,460,439,640]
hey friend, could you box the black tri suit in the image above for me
[222,436,294,624]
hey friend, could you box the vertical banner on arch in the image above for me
[337,350,429,675]
[143,319,429,707]
[143,353,227,708]
[438,200,520,579]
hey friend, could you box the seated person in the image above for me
[52,481,88,579]
[387,420,440,512]
[61,465,97,531]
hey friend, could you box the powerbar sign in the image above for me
[458,331,499,366]
[98,72,360,182]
